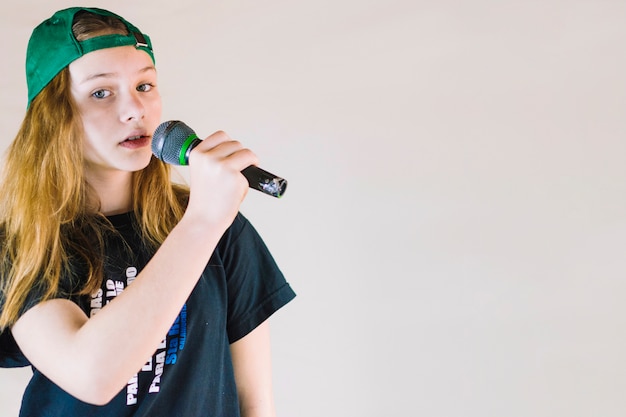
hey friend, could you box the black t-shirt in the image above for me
[0,212,296,416]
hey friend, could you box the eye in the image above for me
[137,83,155,92]
[92,89,111,99]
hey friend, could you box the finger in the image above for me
[226,147,259,172]
[193,130,235,151]
[190,131,259,170]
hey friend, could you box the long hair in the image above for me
[0,11,188,329]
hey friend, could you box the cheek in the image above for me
[80,130,101,155]
[147,99,163,125]
[150,94,163,114]
[78,104,113,130]
[80,115,107,147]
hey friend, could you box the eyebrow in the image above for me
[79,65,156,84]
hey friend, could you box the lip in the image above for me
[119,130,151,149]
[120,129,149,143]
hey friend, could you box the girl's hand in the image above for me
[184,130,259,231]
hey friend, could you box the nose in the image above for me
[120,90,145,122]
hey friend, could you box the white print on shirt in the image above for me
[90,289,103,317]
[126,374,138,405]
[106,279,124,298]
[126,266,138,285]
[149,351,166,393]
[89,266,188,407]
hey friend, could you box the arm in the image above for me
[11,131,258,405]
[231,321,276,417]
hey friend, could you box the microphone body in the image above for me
[152,120,287,198]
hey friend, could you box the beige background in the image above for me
[1,0,626,416]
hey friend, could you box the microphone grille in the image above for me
[152,120,196,165]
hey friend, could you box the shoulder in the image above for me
[218,212,253,248]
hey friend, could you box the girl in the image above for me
[0,7,295,417]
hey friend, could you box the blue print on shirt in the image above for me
[166,304,187,365]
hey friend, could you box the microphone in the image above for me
[152,120,287,198]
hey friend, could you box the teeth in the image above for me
[127,136,142,141]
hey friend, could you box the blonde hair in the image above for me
[0,11,188,329]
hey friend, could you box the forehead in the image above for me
[68,45,155,82]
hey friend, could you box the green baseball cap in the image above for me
[26,7,155,107]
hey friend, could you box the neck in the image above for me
[86,170,134,216]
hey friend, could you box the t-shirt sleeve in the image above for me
[221,213,296,343]
[0,327,30,368]
[0,288,43,368]
[0,272,81,368]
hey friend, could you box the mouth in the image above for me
[123,134,149,142]
[119,132,151,149]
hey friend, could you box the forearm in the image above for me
[231,322,277,417]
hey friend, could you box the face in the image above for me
[69,45,162,180]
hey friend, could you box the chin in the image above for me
[127,152,154,173]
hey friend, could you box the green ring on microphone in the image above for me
[180,133,199,165]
